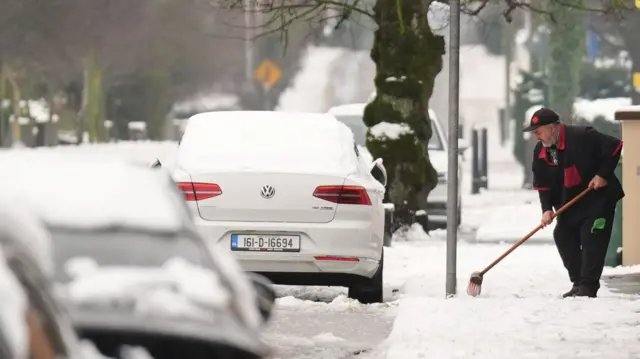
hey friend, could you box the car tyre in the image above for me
[348,248,384,304]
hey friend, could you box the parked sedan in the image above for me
[166,110,388,303]
[0,154,274,359]
[328,103,468,229]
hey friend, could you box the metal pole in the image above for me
[471,129,479,194]
[446,0,460,298]
[504,21,511,137]
[481,128,488,189]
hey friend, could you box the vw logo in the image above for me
[260,185,275,199]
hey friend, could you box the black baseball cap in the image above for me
[522,108,560,132]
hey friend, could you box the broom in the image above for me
[466,186,593,297]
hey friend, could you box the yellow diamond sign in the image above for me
[255,59,282,89]
[634,73,640,90]
[636,0,640,8]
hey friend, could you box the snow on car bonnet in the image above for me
[176,111,358,175]
[0,153,185,231]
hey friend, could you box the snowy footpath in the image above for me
[380,143,640,359]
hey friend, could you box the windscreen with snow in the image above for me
[176,111,359,175]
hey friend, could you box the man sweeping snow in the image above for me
[523,108,624,298]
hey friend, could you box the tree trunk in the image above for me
[141,68,170,140]
[82,50,105,143]
[363,0,444,226]
[546,1,585,122]
[6,69,23,146]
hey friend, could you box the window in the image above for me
[49,228,209,284]
[4,250,71,359]
[334,113,444,150]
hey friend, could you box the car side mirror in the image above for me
[369,158,387,187]
[457,139,469,155]
[246,272,276,324]
[150,158,162,168]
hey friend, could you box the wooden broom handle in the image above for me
[479,187,592,275]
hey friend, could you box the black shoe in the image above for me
[562,286,579,298]
[575,286,597,298]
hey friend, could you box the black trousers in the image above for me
[553,204,616,292]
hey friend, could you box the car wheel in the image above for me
[416,211,430,233]
[457,205,462,227]
[348,248,384,304]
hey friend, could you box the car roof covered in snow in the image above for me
[0,152,189,232]
[327,103,368,116]
[176,110,360,176]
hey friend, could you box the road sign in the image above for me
[636,0,640,8]
[254,59,281,89]
[634,73,640,90]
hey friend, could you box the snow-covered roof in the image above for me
[328,103,368,116]
[176,111,359,176]
[0,153,188,232]
[171,93,241,115]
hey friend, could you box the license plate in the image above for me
[230,234,300,252]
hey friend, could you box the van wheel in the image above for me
[348,249,384,304]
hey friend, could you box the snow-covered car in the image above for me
[0,201,85,359]
[166,110,387,304]
[327,102,467,229]
[0,154,273,359]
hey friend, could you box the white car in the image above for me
[0,154,273,359]
[328,103,467,229]
[0,201,87,359]
[168,111,388,303]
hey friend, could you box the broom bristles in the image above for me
[466,281,481,297]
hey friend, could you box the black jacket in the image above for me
[532,124,624,223]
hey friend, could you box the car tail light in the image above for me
[176,182,222,201]
[313,185,371,205]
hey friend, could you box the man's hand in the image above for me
[589,175,608,190]
[541,210,554,227]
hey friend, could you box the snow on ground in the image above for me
[379,136,640,359]
[383,239,640,359]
